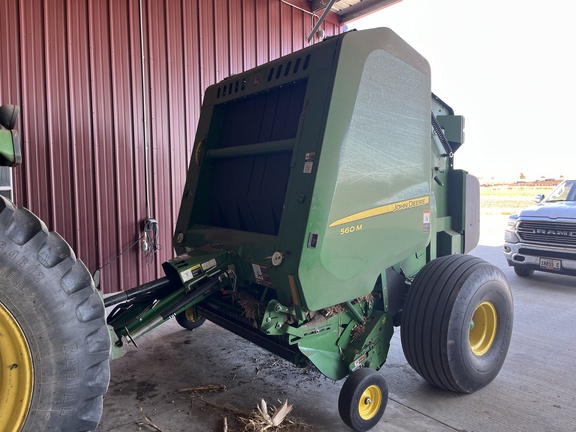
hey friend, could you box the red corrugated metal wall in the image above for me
[0,0,341,293]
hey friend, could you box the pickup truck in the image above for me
[504,179,576,277]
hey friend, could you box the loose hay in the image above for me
[177,384,227,394]
[136,409,164,431]
[179,384,311,431]
[236,290,263,328]
[239,399,310,432]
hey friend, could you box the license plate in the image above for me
[540,258,561,271]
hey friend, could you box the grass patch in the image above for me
[480,184,553,215]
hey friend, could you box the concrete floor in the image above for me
[97,217,576,432]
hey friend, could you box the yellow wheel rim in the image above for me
[358,384,382,420]
[185,307,199,322]
[469,301,497,356]
[0,302,34,432]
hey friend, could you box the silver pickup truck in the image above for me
[504,179,576,277]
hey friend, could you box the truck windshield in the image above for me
[545,180,576,202]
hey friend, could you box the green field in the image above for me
[480,183,556,216]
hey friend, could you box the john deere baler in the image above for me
[106,28,512,432]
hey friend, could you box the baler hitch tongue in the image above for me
[107,262,234,348]
[163,269,233,321]
[125,271,228,344]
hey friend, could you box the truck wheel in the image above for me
[0,197,110,431]
[513,266,534,277]
[175,306,206,330]
[338,368,388,431]
[400,254,513,393]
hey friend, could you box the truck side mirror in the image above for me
[533,194,544,203]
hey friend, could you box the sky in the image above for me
[349,0,575,181]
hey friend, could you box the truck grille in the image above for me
[518,247,576,260]
[517,221,576,247]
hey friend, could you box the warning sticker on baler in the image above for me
[181,264,202,282]
[303,152,315,174]
[201,259,217,271]
[423,210,431,232]
[252,263,272,286]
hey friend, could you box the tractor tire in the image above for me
[0,197,110,432]
[513,265,534,277]
[400,254,513,393]
[175,306,206,330]
[338,368,388,432]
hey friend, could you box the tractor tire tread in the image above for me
[0,196,110,431]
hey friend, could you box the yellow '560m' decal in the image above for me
[329,195,430,228]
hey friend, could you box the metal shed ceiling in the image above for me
[311,0,402,23]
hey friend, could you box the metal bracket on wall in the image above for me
[307,0,338,41]
[280,1,326,42]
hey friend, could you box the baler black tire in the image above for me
[513,266,534,277]
[175,306,206,330]
[400,254,513,393]
[0,197,110,431]
[338,368,388,432]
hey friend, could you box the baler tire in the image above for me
[338,368,388,431]
[400,254,513,393]
[0,197,110,432]
[175,306,206,330]
[513,266,534,277]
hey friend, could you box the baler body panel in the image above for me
[173,34,342,309]
[174,28,432,311]
[300,30,431,310]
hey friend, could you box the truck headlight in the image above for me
[504,230,519,243]
[504,214,519,243]
[506,214,518,229]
